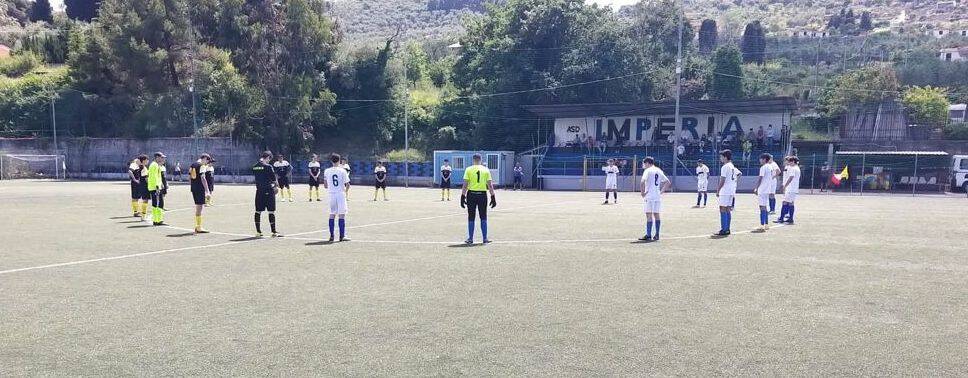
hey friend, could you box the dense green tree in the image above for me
[817,65,899,119]
[698,19,717,55]
[902,86,949,127]
[709,45,743,100]
[741,20,765,65]
[859,11,872,31]
[28,0,52,23]
[326,40,399,151]
[451,0,657,150]
[65,0,100,22]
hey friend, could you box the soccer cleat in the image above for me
[272,232,283,237]
[773,219,786,224]
[339,237,350,242]
[328,236,334,242]
[464,239,473,245]
[152,222,166,226]
[255,232,264,238]
[482,239,491,244]
[194,228,210,234]
[384,198,389,201]
[652,236,659,241]
[288,198,294,202]
[602,201,609,205]
[769,211,776,215]
[638,235,652,241]
[133,212,141,217]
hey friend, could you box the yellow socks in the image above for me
[131,200,140,214]
[194,215,202,229]
[140,202,148,216]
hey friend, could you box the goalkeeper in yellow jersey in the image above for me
[147,152,167,226]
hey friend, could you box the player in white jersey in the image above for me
[753,153,776,231]
[639,157,670,241]
[322,153,351,242]
[767,158,781,214]
[776,155,801,224]
[440,160,453,201]
[695,160,710,208]
[602,159,620,204]
[715,149,742,236]
[340,158,351,199]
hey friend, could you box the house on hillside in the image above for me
[951,104,967,123]
[0,44,11,59]
[939,46,968,61]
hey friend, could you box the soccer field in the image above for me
[1,180,967,375]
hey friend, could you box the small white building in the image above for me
[939,47,968,62]
[951,104,967,123]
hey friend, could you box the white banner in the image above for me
[553,113,787,144]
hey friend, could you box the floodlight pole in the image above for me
[400,41,410,188]
[672,0,685,191]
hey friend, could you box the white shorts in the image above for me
[757,193,770,207]
[328,191,348,214]
[718,194,735,208]
[783,192,798,203]
[644,199,662,213]
[605,176,617,190]
[697,180,708,192]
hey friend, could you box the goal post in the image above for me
[0,154,66,180]
[582,155,640,192]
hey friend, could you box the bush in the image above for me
[382,149,427,162]
[944,123,968,140]
[0,52,42,77]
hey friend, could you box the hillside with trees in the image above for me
[1,0,967,157]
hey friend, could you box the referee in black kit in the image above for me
[252,151,281,237]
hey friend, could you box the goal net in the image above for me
[0,154,66,180]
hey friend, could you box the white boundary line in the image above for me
[0,239,265,276]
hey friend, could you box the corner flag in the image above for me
[830,166,849,186]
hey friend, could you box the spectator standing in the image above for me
[767,125,776,146]
[756,126,765,148]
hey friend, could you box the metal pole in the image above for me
[810,153,816,193]
[912,154,918,196]
[51,96,59,179]
[633,155,638,192]
[672,0,684,191]
[860,153,866,196]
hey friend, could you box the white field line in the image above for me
[0,239,266,276]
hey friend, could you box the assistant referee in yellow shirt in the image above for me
[461,153,497,245]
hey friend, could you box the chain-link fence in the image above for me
[797,152,956,195]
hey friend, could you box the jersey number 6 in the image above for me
[332,174,340,187]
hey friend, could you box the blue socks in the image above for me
[787,205,795,222]
[769,197,776,213]
[696,193,702,206]
[655,220,661,237]
[646,221,653,237]
[703,193,707,206]
[778,203,790,222]
[481,220,488,240]
[760,209,768,225]
[328,218,335,238]
[467,220,475,240]
[338,219,346,239]
[719,212,727,231]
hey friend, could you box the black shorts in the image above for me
[192,190,206,206]
[309,177,320,188]
[514,175,523,184]
[139,182,150,200]
[150,190,164,208]
[130,182,142,199]
[277,176,290,188]
[255,188,276,212]
[375,181,387,189]
[466,191,488,221]
[441,178,451,189]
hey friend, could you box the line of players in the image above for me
[128,149,799,243]
[126,151,498,244]
[601,149,801,241]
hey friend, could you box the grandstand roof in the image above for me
[523,97,797,118]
